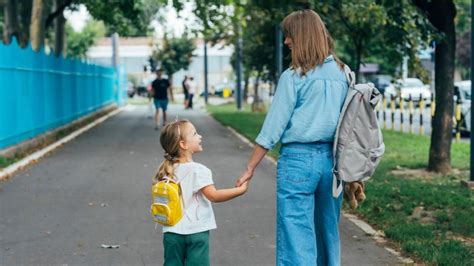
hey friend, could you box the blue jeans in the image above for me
[276,142,343,266]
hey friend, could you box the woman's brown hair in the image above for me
[281,9,343,75]
[154,119,190,182]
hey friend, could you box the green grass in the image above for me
[208,103,474,265]
[0,156,16,169]
[127,96,151,105]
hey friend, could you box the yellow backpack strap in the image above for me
[174,165,196,220]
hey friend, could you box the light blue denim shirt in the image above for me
[255,55,348,150]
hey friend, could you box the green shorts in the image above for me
[163,231,210,266]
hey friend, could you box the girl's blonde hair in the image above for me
[154,119,190,181]
[281,9,343,75]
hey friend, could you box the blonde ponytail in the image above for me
[153,119,189,182]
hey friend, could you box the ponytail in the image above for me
[155,153,179,181]
[153,119,189,182]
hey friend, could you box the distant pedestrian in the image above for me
[182,75,190,109]
[155,120,249,266]
[187,77,196,109]
[236,10,348,266]
[146,83,153,119]
[151,69,173,130]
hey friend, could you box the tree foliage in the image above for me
[65,19,105,59]
[2,0,163,55]
[152,34,196,79]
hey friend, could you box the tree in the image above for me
[53,0,66,56]
[456,29,470,79]
[30,0,45,51]
[454,0,471,79]
[3,0,19,44]
[65,19,105,59]
[152,34,196,93]
[411,0,457,173]
[3,0,162,54]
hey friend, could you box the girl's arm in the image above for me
[200,181,249,203]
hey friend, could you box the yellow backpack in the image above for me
[151,176,183,226]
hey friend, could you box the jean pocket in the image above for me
[279,154,311,183]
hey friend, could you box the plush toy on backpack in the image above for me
[344,181,366,209]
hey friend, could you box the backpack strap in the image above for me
[332,65,356,198]
[343,64,356,88]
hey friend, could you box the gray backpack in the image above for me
[332,65,385,198]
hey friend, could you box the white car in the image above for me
[454,81,471,133]
[384,78,432,102]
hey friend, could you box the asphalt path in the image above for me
[0,104,402,265]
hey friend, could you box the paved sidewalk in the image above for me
[0,104,403,265]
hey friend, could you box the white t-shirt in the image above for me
[188,80,196,94]
[162,162,217,235]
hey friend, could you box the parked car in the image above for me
[454,81,471,133]
[384,78,431,103]
[370,75,392,95]
[127,82,135,98]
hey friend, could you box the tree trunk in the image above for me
[3,0,19,44]
[18,0,33,47]
[426,0,456,173]
[252,71,264,112]
[54,0,66,57]
[243,72,249,103]
[30,0,45,51]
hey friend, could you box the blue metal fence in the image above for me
[0,38,118,149]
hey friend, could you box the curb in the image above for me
[0,105,117,158]
[0,108,123,181]
[224,125,414,265]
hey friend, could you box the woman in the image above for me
[236,10,348,266]
[182,75,190,109]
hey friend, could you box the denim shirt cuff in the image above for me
[255,135,274,150]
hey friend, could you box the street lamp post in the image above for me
[204,41,209,105]
[236,28,243,111]
[470,1,474,183]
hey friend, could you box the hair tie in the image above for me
[164,153,174,161]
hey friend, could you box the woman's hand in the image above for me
[236,144,268,187]
[236,167,254,187]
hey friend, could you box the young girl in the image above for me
[155,119,249,266]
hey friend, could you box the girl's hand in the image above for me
[236,167,253,187]
[240,180,250,192]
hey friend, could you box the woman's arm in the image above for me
[201,181,249,203]
[236,144,268,186]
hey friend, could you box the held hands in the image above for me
[238,180,250,194]
[236,167,254,187]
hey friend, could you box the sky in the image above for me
[64,3,197,38]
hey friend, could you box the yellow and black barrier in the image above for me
[408,95,414,134]
[419,93,425,135]
[375,92,464,142]
[399,93,404,132]
[390,95,396,130]
[455,96,462,142]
